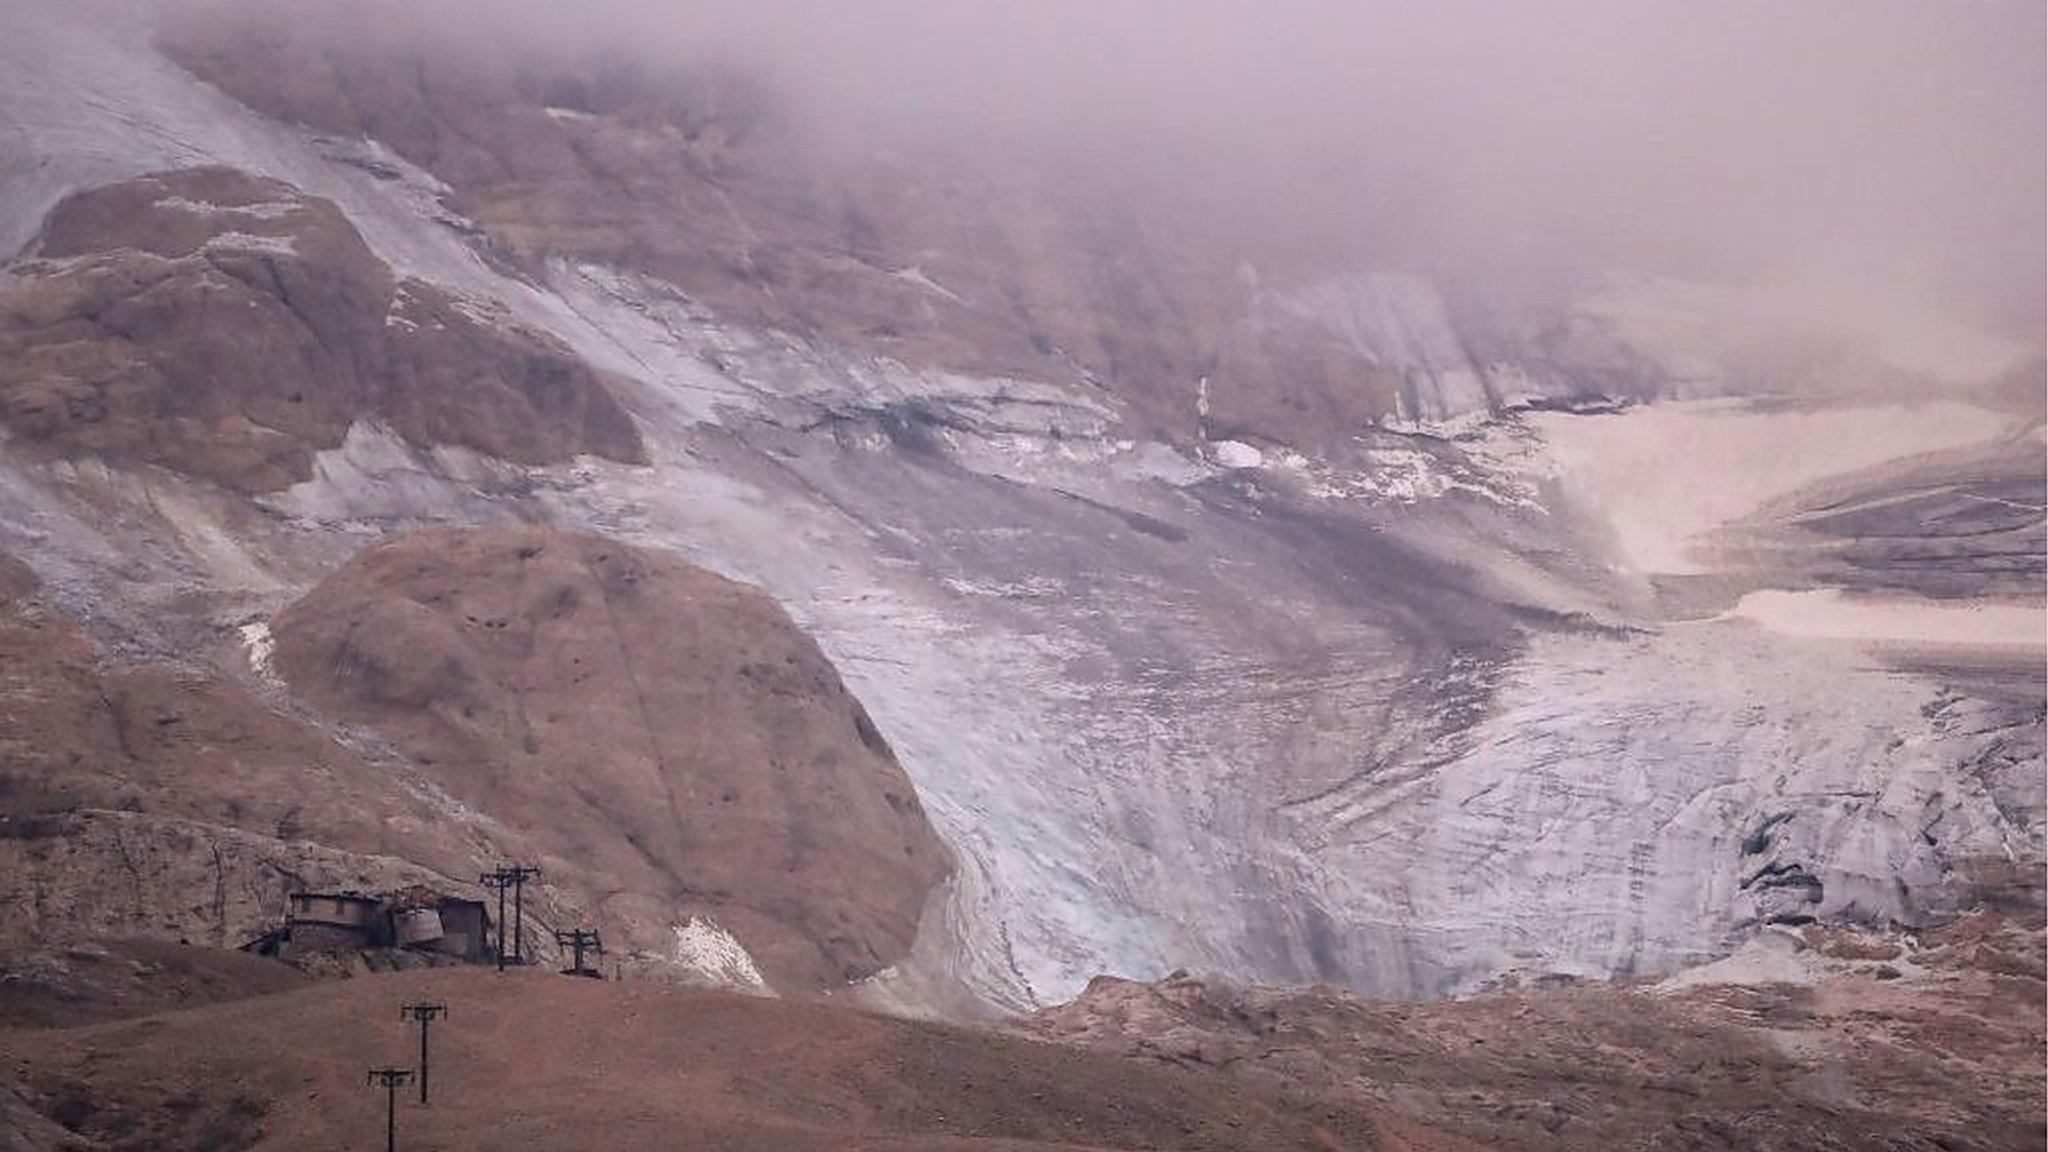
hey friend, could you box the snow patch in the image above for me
[890,265,963,304]
[1290,434,1542,509]
[671,917,768,990]
[1654,930,1815,991]
[201,231,297,257]
[238,620,281,686]
[154,196,301,220]
[444,293,510,328]
[1211,440,1263,469]
[943,575,1067,600]
[1720,589,2046,651]
[1530,400,2012,575]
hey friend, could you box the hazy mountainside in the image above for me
[155,3,1724,449]
[0,0,2040,1030]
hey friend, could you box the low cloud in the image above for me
[175,0,2048,353]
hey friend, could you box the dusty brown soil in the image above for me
[0,965,1472,1152]
[0,938,310,1031]
[4,921,2039,1152]
[271,527,951,989]
[0,167,643,492]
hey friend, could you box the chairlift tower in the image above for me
[365,1067,414,1152]
[505,864,540,963]
[398,1002,447,1104]
[554,928,605,978]
[481,864,542,968]
[479,870,512,971]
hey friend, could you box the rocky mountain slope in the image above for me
[271,527,949,988]
[1020,911,2046,1152]
[0,167,642,492]
[154,1,1726,448]
[0,524,948,993]
[0,0,2039,1028]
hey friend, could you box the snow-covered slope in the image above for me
[0,0,2039,1014]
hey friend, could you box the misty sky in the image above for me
[199,0,2048,342]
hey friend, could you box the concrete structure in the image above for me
[289,891,381,931]
[244,890,493,963]
[428,899,490,962]
[392,907,445,947]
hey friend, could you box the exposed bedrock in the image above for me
[269,527,952,990]
[1018,911,2048,1152]
[0,522,954,994]
[0,167,643,492]
[0,556,490,952]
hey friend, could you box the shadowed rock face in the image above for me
[271,528,952,988]
[0,167,644,492]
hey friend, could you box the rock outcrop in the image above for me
[0,167,644,492]
[271,527,951,988]
[0,564,409,851]
[1019,912,2047,1152]
[0,520,952,994]
[0,551,496,951]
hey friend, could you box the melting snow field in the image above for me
[1723,589,2045,651]
[1531,400,2012,575]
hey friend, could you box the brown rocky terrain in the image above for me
[0,549,476,953]
[2,918,2039,1151]
[0,166,643,492]
[0,550,422,854]
[1,527,950,994]
[1019,912,2048,1152]
[270,527,951,989]
[0,937,311,1031]
[0,5,2036,1148]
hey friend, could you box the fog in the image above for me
[182,0,2048,352]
